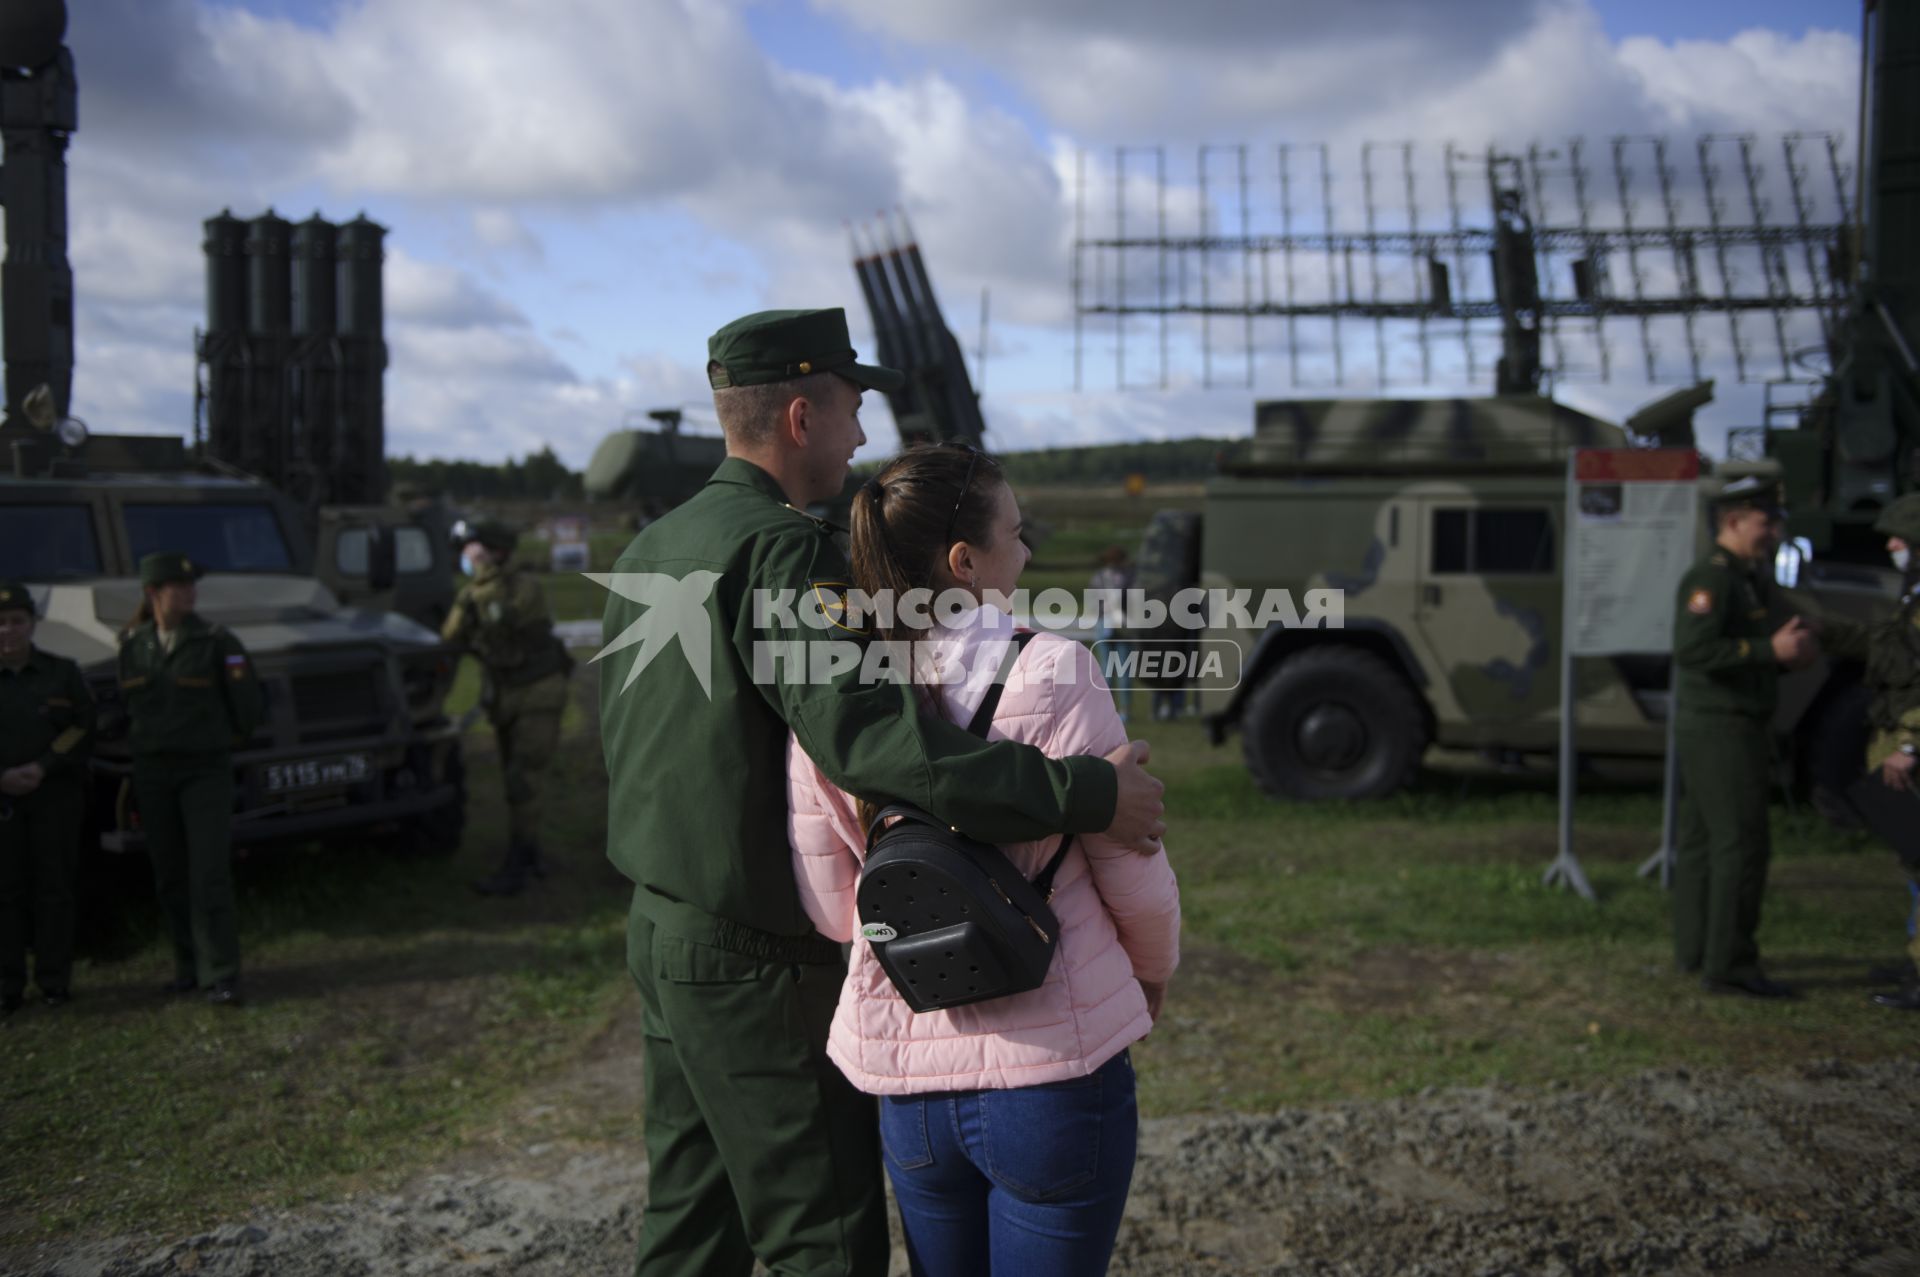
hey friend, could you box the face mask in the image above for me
[1894,547,1912,574]
[460,554,477,577]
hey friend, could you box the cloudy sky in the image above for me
[55,0,1859,468]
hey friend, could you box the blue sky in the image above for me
[60,1,1862,466]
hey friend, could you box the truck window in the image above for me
[124,503,294,572]
[0,504,102,579]
[335,526,434,576]
[1430,507,1554,575]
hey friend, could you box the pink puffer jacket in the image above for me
[787,608,1181,1095]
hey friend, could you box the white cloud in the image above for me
[46,0,1869,465]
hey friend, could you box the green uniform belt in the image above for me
[638,887,842,966]
[705,917,842,966]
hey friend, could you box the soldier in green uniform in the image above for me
[441,518,572,896]
[1671,478,1817,999]
[0,580,95,1016]
[1818,493,1920,1010]
[600,308,1167,1277]
[120,552,264,1008]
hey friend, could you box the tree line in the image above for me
[388,446,582,502]
[390,436,1233,502]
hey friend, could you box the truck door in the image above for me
[317,506,455,632]
[1412,499,1562,730]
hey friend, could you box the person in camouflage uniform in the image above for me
[442,519,572,896]
[0,580,95,1017]
[1818,493,1920,1010]
[120,552,265,1008]
[1671,478,1817,1000]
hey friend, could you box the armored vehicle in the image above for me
[1121,0,1915,802]
[1,436,467,854]
[0,3,464,856]
[584,407,728,516]
[1152,396,1644,797]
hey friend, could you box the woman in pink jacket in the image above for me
[788,443,1181,1276]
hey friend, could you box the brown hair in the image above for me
[848,443,1006,833]
[850,444,1005,646]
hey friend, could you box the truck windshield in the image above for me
[123,503,295,573]
[0,504,103,579]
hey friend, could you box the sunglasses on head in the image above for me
[943,444,982,547]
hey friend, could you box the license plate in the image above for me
[263,753,371,794]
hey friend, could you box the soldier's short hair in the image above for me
[710,363,845,447]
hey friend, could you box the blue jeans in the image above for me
[878,1050,1137,1277]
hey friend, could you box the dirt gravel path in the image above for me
[13,1057,1917,1276]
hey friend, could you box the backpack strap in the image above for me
[965,630,1038,736]
[963,630,1074,896]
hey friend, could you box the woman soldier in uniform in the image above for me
[118,552,263,1007]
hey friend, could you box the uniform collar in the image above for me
[708,456,795,506]
[707,456,845,532]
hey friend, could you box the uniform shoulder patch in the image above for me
[1687,588,1714,615]
[808,580,866,634]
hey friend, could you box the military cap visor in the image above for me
[1712,476,1786,519]
[707,307,904,392]
[139,551,205,587]
[1874,493,1920,543]
[0,580,34,616]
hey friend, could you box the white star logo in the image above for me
[588,571,724,698]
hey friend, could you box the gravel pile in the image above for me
[14,1058,1919,1277]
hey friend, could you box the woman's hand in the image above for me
[1139,978,1168,1023]
[1882,750,1917,792]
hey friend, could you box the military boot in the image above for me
[473,839,540,897]
[1871,983,1920,1011]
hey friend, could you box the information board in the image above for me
[1567,449,1701,656]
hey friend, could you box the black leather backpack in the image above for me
[856,632,1075,1013]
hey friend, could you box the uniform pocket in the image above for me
[652,933,769,985]
[879,1095,935,1171]
[979,1071,1104,1201]
[175,676,214,688]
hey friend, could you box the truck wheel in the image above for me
[1241,647,1428,799]
[394,743,467,857]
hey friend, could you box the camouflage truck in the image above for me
[1,431,467,855]
[1147,394,1897,800]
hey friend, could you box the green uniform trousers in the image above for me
[0,775,84,998]
[135,755,239,988]
[1844,772,1920,968]
[1674,720,1772,982]
[625,903,888,1277]
[489,672,567,847]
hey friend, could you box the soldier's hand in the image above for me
[1103,739,1166,855]
[1882,751,1917,793]
[1771,616,1817,669]
[0,766,37,797]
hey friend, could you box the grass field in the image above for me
[5,481,1913,1249]
[2,680,1912,1247]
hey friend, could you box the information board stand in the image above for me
[1545,448,1700,901]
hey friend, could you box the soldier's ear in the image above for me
[779,392,812,450]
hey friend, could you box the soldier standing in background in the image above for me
[0,581,94,1017]
[1671,478,1817,1000]
[120,553,264,1009]
[442,519,572,897]
[1816,493,1920,1011]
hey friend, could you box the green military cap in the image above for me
[455,517,517,555]
[139,551,204,587]
[0,580,34,615]
[1712,475,1785,518]
[707,308,904,392]
[1875,493,1920,543]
